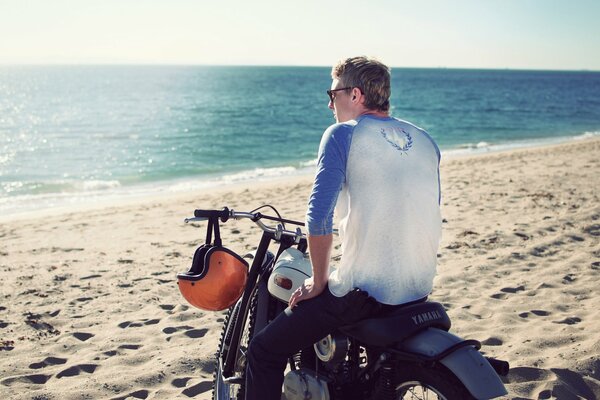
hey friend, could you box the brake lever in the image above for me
[184,217,209,223]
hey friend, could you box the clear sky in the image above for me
[1,0,599,70]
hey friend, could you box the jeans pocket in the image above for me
[342,288,382,322]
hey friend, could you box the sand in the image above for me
[1,138,599,400]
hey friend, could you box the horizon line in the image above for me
[0,63,598,73]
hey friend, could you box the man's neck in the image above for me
[360,109,389,119]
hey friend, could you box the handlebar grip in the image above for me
[194,207,230,222]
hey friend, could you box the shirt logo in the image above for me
[380,128,413,153]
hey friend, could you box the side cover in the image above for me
[399,329,508,399]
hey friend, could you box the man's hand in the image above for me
[289,277,326,308]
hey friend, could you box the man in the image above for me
[245,56,442,400]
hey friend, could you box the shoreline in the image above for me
[2,134,598,224]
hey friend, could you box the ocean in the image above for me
[1,66,599,216]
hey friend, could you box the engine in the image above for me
[283,369,330,400]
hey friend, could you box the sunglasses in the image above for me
[327,87,352,102]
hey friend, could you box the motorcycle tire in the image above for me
[212,293,257,400]
[382,362,475,400]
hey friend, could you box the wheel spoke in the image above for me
[399,382,445,400]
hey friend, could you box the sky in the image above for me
[1,0,599,70]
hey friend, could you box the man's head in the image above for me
[328,56,391,122]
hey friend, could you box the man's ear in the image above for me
[351,87,363,104]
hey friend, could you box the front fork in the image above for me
[222,232,273,378]
[222,231,298,379]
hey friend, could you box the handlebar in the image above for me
[185,207,307,242]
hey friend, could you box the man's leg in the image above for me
[245,287,379,400]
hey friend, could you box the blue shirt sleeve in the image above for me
[306,123,354,235]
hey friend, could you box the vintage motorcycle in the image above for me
[176,206,509,400]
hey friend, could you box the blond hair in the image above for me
[332,56,391,112]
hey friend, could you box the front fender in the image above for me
[400,328,507,399]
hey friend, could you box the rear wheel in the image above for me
[393,363,474,400]
[212,294,257,400]
[370,362,474,400]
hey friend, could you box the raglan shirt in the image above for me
[306,115,442,305]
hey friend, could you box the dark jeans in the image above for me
[245,287,382,400]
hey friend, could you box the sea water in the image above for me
[1,66,599,215]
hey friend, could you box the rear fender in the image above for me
[400,328,507,399]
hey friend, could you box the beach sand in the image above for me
[1,138,599,400]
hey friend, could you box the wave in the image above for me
[573,131,600,140]
[0,164,315,217]
[1,179,121,196]
[442,131,600,158]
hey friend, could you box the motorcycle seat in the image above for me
[339,301,451,347]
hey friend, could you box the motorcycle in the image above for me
[177,206,509,400]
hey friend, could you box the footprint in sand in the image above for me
[69,297,94,306]
[491,286,525,299]
[583,224,600,237]
[72,332,94,342]
[111,389,150,400]
[119,344,142,350]
[56,364,98,378]
[171,377,193,388]
[53,274,71,282]
[29,357,67,369]
[530,245,559,258]
[101,344,142,358]
[481,337,503,346]
[184,328,208,339]
[518,310,551,318]
[514,231,531,240]
[1,339,15,350]
[162,326,208,341]
[501,285,526,294]
[81,274,102,280]
[162,325,194,335]
[553,317,582,325]
[1,374,52,385]
[182,381,213,397]
[531,310,550,316]
[24,312,60,336]
[118,319,161,328]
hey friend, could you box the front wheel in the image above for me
[374,362,475,400]
[212,293,257,400]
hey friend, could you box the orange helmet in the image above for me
[177,244,248,311]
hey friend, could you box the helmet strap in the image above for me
[205,217,222,247]
[205,218,213,244]
[213,218,222,247]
